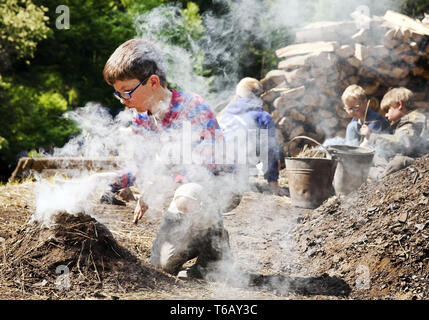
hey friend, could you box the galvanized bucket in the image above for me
[326,145,375,195]
[285,136,337,209]
[285,157,337,209]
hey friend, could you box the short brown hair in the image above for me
[341,84,367,106]
[380,87,414,112]
[103,38,167,87]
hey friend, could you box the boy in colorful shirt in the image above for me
[101,38,233,278]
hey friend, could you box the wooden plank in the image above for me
[368,45,390,58]
[295,21,357,43]
[290,109,306,122]
[308,51,338,68]
[273,96,301,110]
[284,68,309,85]
[9,157,123,181]
[336,44,355,58]
[355,43,369,62]
[261,69,286,88]
[383,10,429,36]
[279,86,306,100]
[278,54,310,70]
[276,41,338,58]
[261,88,280,104]
[347,56,362,68]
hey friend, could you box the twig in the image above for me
[65,230,97,241]
[89,243,101,283]
[93,222,98,239]
[20,263,25,295]
[412,172,419,184]
[9,237,25,253]
[397,238,408,259]
[2,241,7,267]
[12,239,50,263]
[76,241,85,279]
[110,244,122,258]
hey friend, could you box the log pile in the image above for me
[261,10,429,156]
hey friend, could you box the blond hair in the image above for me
[380,87,414,112]
[341,84,367,106]
[103,38,167,87]
[236,77,263,98]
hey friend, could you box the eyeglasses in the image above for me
[113,76,150,101]
[344,104,361,112]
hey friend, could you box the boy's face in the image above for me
[344,97,366,120]
[113,78,154,113]
[385,102,403,123]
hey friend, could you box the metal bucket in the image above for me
[285,157,337,209]
[326,145,375,195]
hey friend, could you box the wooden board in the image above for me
[383,10,429,36]
[276,41,338,58]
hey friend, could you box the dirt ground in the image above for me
[0,155,427,300]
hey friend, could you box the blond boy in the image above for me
[361,87,428,177]
[341,84,392,145]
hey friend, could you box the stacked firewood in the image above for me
[261,10,429,156]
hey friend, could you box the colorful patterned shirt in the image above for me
[111,90,222,190]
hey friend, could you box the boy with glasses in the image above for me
[341,84,392,146]
[101,38,234,279]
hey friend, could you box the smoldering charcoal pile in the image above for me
[261,10,429,156]
[0,211,175,294]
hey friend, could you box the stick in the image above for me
[362,98,371,125]
[89,244,101,283]
[77,241,85,279]
[412,172,419,184]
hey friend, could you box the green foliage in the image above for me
[120,0,166,14]
[0,0,138,177]
[0,75,79,167]
[400,0,429,18]
[31,0,135,109]
[27,149,44,158]
[135,2,204,51]
[0,136,9,151]
[181,2,205,40]
[0,0,50,71]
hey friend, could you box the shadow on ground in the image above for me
[248,273,351,297]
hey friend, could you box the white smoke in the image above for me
[31,0,407,297]
[32,172,118,227]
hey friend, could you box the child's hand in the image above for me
[360,137,370,148]
[133,195,148,224]
[359,124,371,137]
